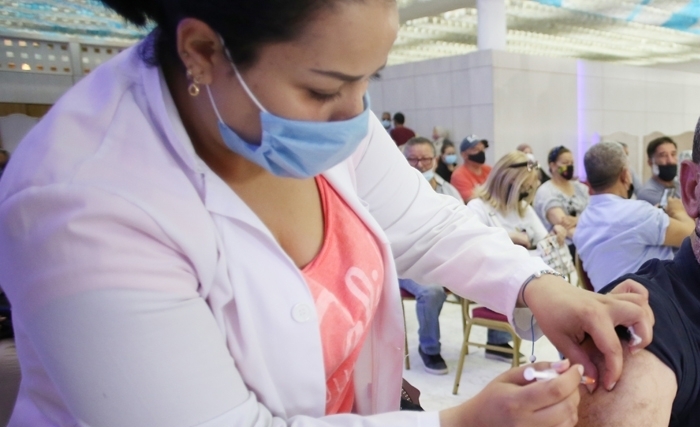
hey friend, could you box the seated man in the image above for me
[637,136,681,205]
[451,135,491,202]
[399,137,462,375]
[576,122,700,427]
[573,142,694,291]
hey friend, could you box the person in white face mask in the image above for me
[404,137,462,201]
[381,111,392,131]
[436,140,458,183]
[431,126,449,154]
[399,137,461,374]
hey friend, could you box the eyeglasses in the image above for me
[508,159,540,172]
[406,157,435,166]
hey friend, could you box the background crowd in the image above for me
[386,110,693,375]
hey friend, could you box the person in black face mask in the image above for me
[638,136,681,206]
[534,145,590,258]
[451,135,490,202]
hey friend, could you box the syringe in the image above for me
[524,367,596,385]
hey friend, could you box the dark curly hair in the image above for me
[547,145,571,164]
[100,0,363,68]
[646,136,677,160]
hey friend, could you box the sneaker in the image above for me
[485,343,527,364]
[418,347,448,375]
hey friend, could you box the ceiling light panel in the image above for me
[390,0,700,65]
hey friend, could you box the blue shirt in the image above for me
[573,193,673,291]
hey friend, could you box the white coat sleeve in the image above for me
[353,116,551,330]
[0,185,438,427]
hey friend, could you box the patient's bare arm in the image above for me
[576,338,677,427]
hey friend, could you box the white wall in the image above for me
[369,50,498,164]
[491,52,578,173]
[0,72,74,104]
[578,60,700,180]
[0,114,39,153]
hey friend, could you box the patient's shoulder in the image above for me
[577,348,676,427]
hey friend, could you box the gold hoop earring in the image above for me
[186,69,201,97]
[188,81,200,97]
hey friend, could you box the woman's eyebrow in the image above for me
[310,64,386,82]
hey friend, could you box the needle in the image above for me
[524,367,596,385]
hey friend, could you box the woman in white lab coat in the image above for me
[0,1,652,426]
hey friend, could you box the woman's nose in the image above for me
[330,87,365,121]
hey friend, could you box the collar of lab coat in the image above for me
[139,58,388,248]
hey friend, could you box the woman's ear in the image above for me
[621,167,632,186]
[176,18,225,86]
[680,160,700,219]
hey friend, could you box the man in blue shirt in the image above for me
[575,119,700,427]
[573,142,694,291]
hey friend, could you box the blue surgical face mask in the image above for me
[444,154,457,164]
[381,119,391,129]
[422,170,435,181]
[205,52,370,179]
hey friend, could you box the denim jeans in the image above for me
[399,279,446,355]
[487,329,512,345]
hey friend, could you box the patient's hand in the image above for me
[575,337,676,427]
[552,225,567,246]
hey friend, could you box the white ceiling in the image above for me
[2,0,700,67]
[392,0,700,66]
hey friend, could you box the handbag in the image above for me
[535,235,575,276]
[400,378,424,411]
[486,209,574,276]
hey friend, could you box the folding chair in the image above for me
[452,300,521,394]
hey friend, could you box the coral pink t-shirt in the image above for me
[451,163,492,202]
[301,176,384,415]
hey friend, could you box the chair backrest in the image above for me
[575,254,594,292]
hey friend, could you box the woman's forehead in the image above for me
[283,1,398,76]
[407,143,434,156]
[558,152,574,162]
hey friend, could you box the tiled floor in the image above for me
[402,298,561,412]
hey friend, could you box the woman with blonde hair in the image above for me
[469,151,566,250]
[467,151,567,361]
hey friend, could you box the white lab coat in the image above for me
[0,43,548,427]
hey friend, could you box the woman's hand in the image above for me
[551,224,567,246]
[522,276,654,392]
[559,215,577,231]
[440,360,582,427]
[546,208,577,239]
[509,231,531,248]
